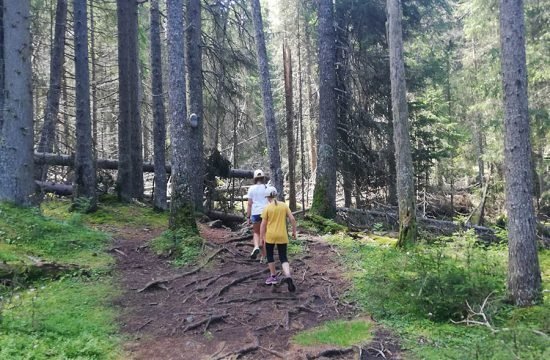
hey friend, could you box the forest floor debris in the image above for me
[113,223,402,359]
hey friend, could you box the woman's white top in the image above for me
[247,184,268,216]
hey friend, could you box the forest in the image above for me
[0,0,548,359]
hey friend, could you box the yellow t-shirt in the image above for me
[261,201,290,244]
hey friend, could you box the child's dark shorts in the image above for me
[251,215,262,224]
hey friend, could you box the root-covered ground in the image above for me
[113,224,401,359]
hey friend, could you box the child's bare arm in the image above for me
[287,208,297,239]
[260,218,267,245]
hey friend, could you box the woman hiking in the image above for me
[247,169,268,263]
[260,186,297,292]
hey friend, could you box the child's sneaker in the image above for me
[265,275,279,285]
[282,277,296,292]
[250,247,260,259]
[259,256,267,264]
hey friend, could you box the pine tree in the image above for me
[387,0,417,246]
[499,0,541,305]
[0,0,35,205]
[72,0,97,210]
[150,0,167,211]
[311,0,338,218]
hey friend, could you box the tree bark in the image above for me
[311,0,337,218]
[499,0,541,305]
[90,0,98,158]
[387,0,417,246]
[0,0,3,132]
[0,0,35,205]
[72,0,97,209]
[186,0,205,211]
[250,0,284,200]
[305,19,317,174]
[150,0,167,211]
[167,0,196,230]
[283,40,296,211]
[297,7,306,211]
[116,0,143,201]
[35,0,67,181]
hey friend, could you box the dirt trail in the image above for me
[112,224,400,360]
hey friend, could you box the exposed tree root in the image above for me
[213,336,260,360]
[183,313,228,332]
[137,247,226,292]
[206,268,269,301]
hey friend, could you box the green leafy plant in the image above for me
[150,228,204,267]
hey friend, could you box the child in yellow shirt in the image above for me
[260,186,297,292]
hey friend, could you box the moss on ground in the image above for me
[293,319,373,347]
[0,201,122,358]
[299,214,346,234]
[42,196,168,230]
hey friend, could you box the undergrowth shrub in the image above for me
[150,228,203,267]
[332,230,506,322]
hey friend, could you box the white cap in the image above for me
[253,169,265,179]
[265,186,277,198]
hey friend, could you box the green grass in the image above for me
[0,201,123,358]
[0,202,111,269]
[327,231,550,359]
[293,319,373,347]
[0,278,120,359]
[42,195,168,229]
[150,228,203,267]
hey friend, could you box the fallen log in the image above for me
[206,210,246,224]
[337,207,500,243]
[33,152,257,179]
[1,258,81,283]
[35,181,73,196]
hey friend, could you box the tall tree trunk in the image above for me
[72,0,97,210]
[167,0,196,230]
[186,0,204,211]
[250,0,284,199]
[283,40,296,211]
[305,21,317,174]
[116,0,143,201]
[311,0,337,218]
[472,39,485,188]
[499,0,541,306]
[387,116,398,205]
[387,0,417,246]
[129,0,143,198]
[0,0,4,132]
[297,6,306,212]
[90,0,98,158]
[150,0,167,211]
[36,0,67,180]
[116,0,132,201]
[0,0,35,205]
[62,67,70,153]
